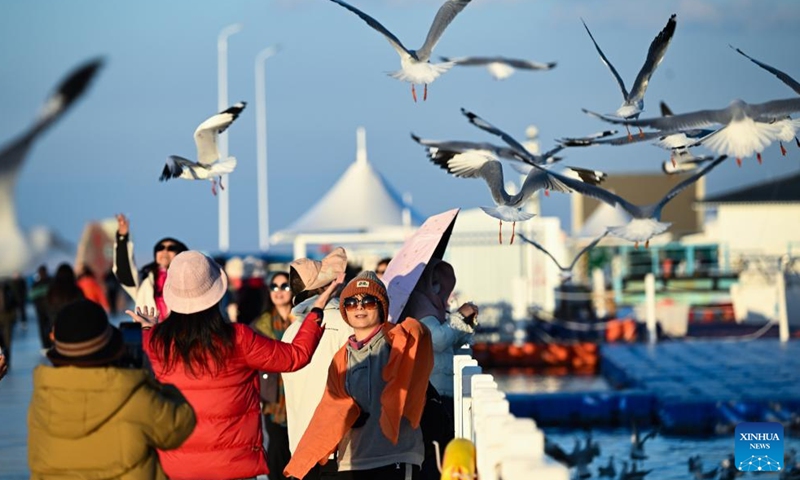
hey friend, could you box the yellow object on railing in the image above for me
[439,438,478,480]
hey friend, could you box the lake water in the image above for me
[493,372,799,479]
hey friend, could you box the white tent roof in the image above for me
[270,127,423,245]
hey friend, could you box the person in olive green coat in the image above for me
[28,300,196,479]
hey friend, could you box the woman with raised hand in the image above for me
[127,251,340,480]
[285,271,434,480]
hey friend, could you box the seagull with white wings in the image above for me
[582,14,677,140]
[327,0,472,102]
[0,58,103,275]
[730,45,800,156]
[583,97,800,166]
[459,108,729,248]
[427,145,606,244]
[561,102,715,168]
[160,102,246,195]
[518,232,608,283]
[410,132,568,168]
[439,55,556,80]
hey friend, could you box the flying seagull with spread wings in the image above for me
[583,97,800,166]
[730,45,800,156]
[459,108,729,247]
[518,232,608,282]
[427,147,604,244]
[560,102,715,167]
[327,0,472,102]
[582,14,677,140]
[159,102,246,195]
[439,55,556,80]
[0,57,104,276]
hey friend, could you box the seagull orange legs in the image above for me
[211,179,218,196]
[757,153,763,164]
[411,84,429,102]
[497,221,517,244]
[498,220,502,244]
[780,142,787,156]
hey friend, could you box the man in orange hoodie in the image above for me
[285,271,433,480]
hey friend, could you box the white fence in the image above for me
[453,354,569,480]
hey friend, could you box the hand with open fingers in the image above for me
[125,306,159,329]
[312,272,346,311]
[116,213,130,236]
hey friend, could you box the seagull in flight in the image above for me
[159,102,246,195]
[410,132,568,169]
[583,97,800,166]
[461,113,728,248]
[730,45,800,156]
[582,14,677,140]
[0,58,103,276]
[427,150,575,244]
[327,0,472,102]
[561,102,715,167]
[518,232,608,283]
[439,55,556,80]
[534,155,728,248]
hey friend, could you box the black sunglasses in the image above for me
[343,295,380,311]
[270,283,291,292]
[155,243,181,252]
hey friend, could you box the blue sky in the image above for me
[3,0,800,259]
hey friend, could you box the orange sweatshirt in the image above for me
[284,318,433,479]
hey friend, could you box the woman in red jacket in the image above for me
[127,251,341,480]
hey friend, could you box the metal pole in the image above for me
[255,45,280,252]
[217,23,243,253]
[645,273,657,345]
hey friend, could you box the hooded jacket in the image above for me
[28,365,196,480]
[405,259,474,397]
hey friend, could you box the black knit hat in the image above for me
[339,270,389,322]
[153,237,189,259]
[47,300,124,367]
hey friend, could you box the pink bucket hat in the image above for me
[163,251,228,314]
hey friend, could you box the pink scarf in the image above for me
[153,267,169,319]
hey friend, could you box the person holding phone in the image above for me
[113,214,188,320]
[126,251,340,480]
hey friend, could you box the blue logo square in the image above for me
[735,422,784,472]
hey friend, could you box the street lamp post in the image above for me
[255,45,280,252]
[217,23,243,253]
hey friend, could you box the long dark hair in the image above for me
[47,263,84,314]
[149,304,235,377]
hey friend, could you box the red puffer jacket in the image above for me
[143,312,323,480]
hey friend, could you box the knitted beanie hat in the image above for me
[47,300,124,367]
[163,251,228,314]
[153,237,189,259]
[339,270,389,322]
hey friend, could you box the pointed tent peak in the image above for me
[356,126,367,164]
